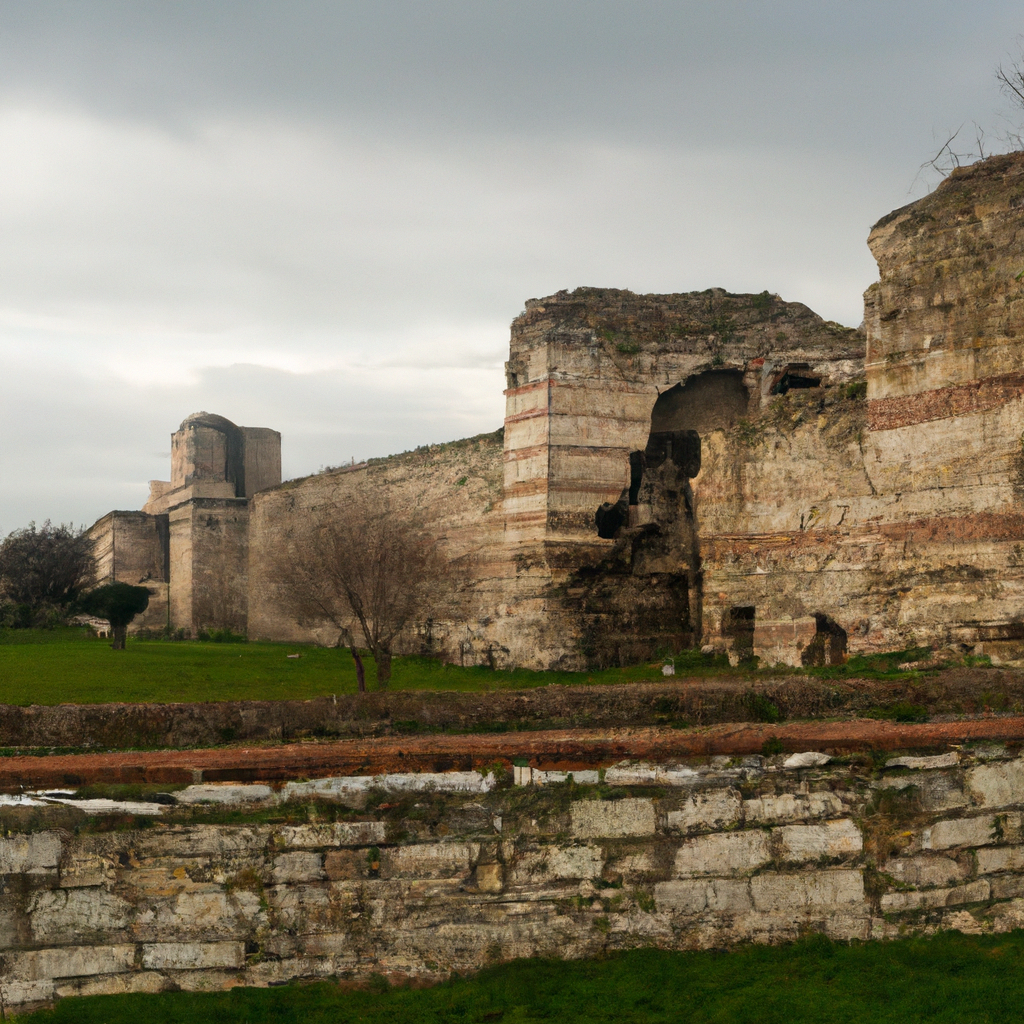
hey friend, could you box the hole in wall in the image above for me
[771,366,821,395]
[801,613,848,666]
[723,605,755,661]
[651,369,750,434]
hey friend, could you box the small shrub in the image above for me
[762,736,785,756]
[744,690,782,724]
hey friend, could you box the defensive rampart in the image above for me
[6,744,1024,1010]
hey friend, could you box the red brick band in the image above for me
[868,370,1024,431]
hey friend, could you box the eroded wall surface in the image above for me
[6,751,1024,1010]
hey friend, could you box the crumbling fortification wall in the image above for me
[88,152,1024,667]
[247,431,509,663]
[6,749,1024,1011]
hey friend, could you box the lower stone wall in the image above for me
[6,748,1024,1009]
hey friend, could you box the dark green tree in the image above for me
[78,583,150,650]
[0,521,94,627]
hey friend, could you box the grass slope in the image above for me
[23,934,1024,1023]
[0,628,684,705]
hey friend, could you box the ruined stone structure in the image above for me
[89,413,280,636]
[6,749,1024,1010]
[90,152,1024,669]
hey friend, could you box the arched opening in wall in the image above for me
[723,606,755,662]
[650,369,750,435]
[801,613,848,666]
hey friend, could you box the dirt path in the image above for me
[3,715,1023,788]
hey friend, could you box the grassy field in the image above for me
[22,933,1024,1022]
[0,627,692,705]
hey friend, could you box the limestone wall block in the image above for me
[29,889,134,944]
[475,862,503,893]
[324,850,369,881]
[976,845,1024,875]
[3,978,55,1007]
[775,820,863,862]
[742,791,844,824]
[382,842,478,880]
[883,854,967,888]
[666,789,742,832]
[673,830,771,877]
[509,845,602,884]
[278,821,386,850]
[53,971,166,1002]
[967,760,1024,808]
[142,941,245,970]
[654,878,752,915]
[135,826,271,858]
[137,890,265,940]
[60,854,112,888]
[273,852,325,884]
[176,784,274,806]
[749,869,865,912]
[0,831,61,876]
[880,879,989,912]
[570,799,657,839]
[13,944,135,981]
[990,875,1024,900]
[879,771,969,812]
[922,813,1021,850]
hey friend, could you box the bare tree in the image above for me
[0,521,94,627]
[277,494,453,689]
[997,41,1024,142]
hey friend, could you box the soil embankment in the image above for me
[2,716,1023,789]
[1,667,1023,751]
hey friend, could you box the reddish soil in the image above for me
[4,716,1023,789]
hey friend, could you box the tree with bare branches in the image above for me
[277,495,452,690]
[997,41,1024,149]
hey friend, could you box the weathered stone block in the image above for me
[176,784,274,805]
[475,862,503,892]
[749,870,864,912]
[382,843,477,879]
[273,852,324,884]
[923,815,1004,850]
[775,820,862,862]
[884,854,966,888]
[324,850,366,881]
[53,971,166,1001]
[0,831,61,876]
[976,845,1024,875]
[3,978,55,1007]
[654,879,710,914]
[141,890,264,939]
[885,753,959,770]
[29,889,133,944]
[135,826,270,858]
[880,879,989,912]
[879,772,969,812]
[673,830,771,877]
[547,845,604,880]
[990,875,1024,900]
[142,941,245,970]
[61,854,111,888]
[967,760,1024,808]
[278,821,386,850]
[666,789,742,832]
[571,799,657,839]
[743,791,844,824]
[14,944,135,980]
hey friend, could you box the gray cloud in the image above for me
[1,1,1021,530]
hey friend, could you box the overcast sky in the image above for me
[1,1,1021,531]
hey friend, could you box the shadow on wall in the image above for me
[801,613,849,666]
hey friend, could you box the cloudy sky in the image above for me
[1,1,1021,531]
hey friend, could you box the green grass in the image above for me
[0,628,725,706]
[22,933,1024,1022]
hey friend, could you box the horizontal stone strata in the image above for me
[867,370,1024,431]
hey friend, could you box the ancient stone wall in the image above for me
[246,431,510,663]
[7,749,1024,1011]
[86,511,169,633]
